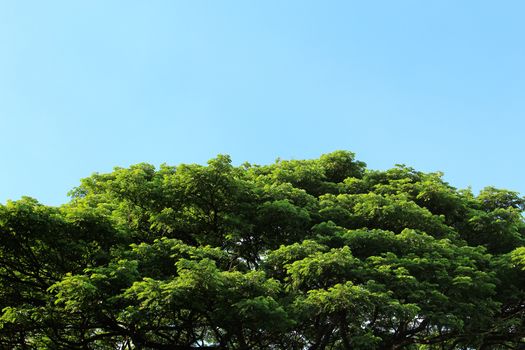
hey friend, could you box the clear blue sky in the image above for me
[1,1,524,206]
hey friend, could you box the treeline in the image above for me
[0,151,524,349]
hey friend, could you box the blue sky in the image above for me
[1,1,524,206]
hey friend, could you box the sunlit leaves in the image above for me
[0,151,523,349]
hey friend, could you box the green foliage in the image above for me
[1,151,524,349]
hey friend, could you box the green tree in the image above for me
[1,151,523,349]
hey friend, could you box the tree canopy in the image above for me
[1,151,524,349]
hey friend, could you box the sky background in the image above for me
[1,1,524,206]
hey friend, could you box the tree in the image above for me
[1,151,523,349]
